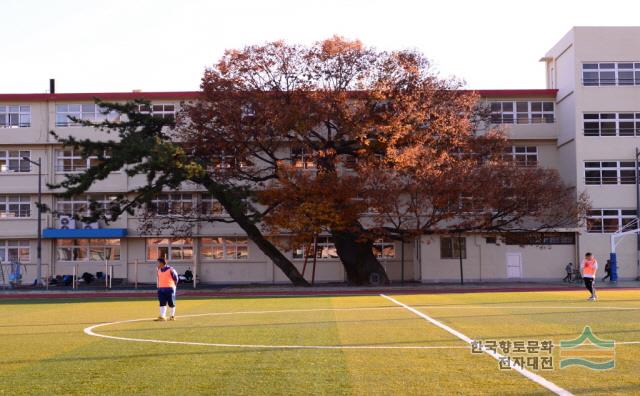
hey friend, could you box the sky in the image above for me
[2,0,640,94]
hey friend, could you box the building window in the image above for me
[0,105,31,128]
[586,209,636,233]
[440,236,466,259]
[200,195,227,216]
[584,161,637,185]
[201,237,248,260]
[138,103,175,120]
[372,239,395,259]
[56,239,120,261]
[0,240,30,263]
[0,150,31,173]
[293,237,338,259]
[55,104,121,127]
[583,113,640,136]
[582,62,640,86]
[147,238,193,261]
[56,195,117,219]
[149,193,193,216]
[490,101,554,124]
[55,148,108,172]
[210,151,248,170]
[505,146,538,167]
[291,147,316,169]
[0,195,30,218]
[504,233,575,245]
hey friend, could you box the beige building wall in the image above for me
[544,27,640,279]
[420,235,575,282]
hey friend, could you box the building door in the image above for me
[506,253,523,279]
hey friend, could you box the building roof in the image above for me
[0,89,558,102]
[472,89,558,98]
[0,91,201,102]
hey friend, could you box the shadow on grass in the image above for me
[473,327,640,340]
[0,336,465,367]
[423,308,640,321]
[99,316,427,335]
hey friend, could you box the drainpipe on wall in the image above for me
[575,231,580,276]
[474,235,483,282]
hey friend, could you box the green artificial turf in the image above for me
[1,290,639,395]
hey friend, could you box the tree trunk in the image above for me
[332,226,390,286]
[211,188,309,286]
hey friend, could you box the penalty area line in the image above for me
[380,294,573,396]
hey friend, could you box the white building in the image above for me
[1,27,638,286]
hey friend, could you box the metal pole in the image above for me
[109,265,113,289]
[37,158,42,286]
[134,259,138,289]
[105,260,108,289]
[72,264,77,290]
[400,236,405,285]
[458,233,464,285]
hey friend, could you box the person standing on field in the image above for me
[602,260,611,282]
[155,258,178,321]
[563,262,573,282]
[581,252,598,301]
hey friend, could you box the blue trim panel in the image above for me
[43,228,128,238]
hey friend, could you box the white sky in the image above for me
[2,0,640,93]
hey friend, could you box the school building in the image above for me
[1,26,639,285]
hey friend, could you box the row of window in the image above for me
[583,113,640,136]
[0,149,103,174]
[504,146,538,167]
[0,104,176,129]
[0,150,31,173]
[585,161,638,185]
[489,101,554,124]
[0,106,30,128]
[586,209,636,233]
[440,232,575,259]
[0,145,543,176]
[55,103,176,127]
[0,147,337,174]
[0,240,30,263]
[0,195,31,218]
[4,234,581,264]
[0,193,227,219]
[53,237,397,262]
[582,62,640,86]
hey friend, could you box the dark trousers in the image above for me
[584,277,596,296]
[158,288,176,307]
[602,271,611,281]
[563,272,572,282]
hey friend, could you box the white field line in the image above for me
[380,294,573,396]
[83,316,465,350]
[83,304,640,351]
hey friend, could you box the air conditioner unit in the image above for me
[82,222,99,229]
[58,215,76,229]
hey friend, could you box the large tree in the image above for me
[181,37,587,285]
[49,37,587,286]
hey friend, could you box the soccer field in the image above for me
[1,290,639,395]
